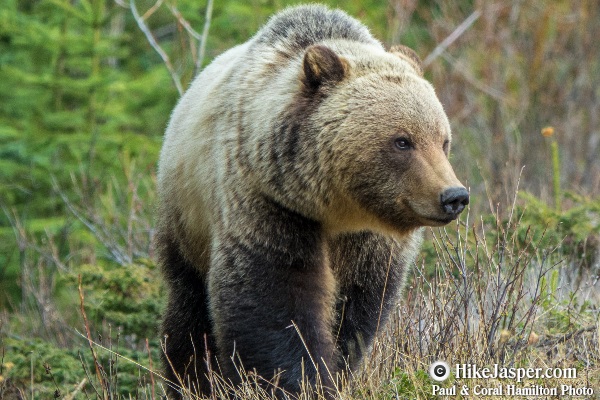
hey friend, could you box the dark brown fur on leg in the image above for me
[330,232,410,371]
[159,236,216,399]
[209,198,339,398]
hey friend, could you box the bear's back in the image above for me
[158,5,394,264]
[253,5,380,51]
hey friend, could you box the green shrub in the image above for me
[516,191,600,267]
[61,261,164,339]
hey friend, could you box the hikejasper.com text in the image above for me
[455,363,577,383]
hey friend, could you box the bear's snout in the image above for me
[440,187,469,216]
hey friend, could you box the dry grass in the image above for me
[354,209,600,399]
[47,194,597,400]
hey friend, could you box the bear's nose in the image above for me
[440,187,469,216]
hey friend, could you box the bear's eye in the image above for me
[443,139,450,154]
[394,138,413,150]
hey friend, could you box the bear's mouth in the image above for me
[419,214,458,226]
[402,199,458,227]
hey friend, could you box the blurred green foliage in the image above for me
[64,261,164,338]
[1,337,83,396]
[516,192,600,262]
[0,0,169,306]
[1,335,162,398]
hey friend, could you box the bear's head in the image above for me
[303,44,468,235]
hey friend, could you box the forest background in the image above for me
[0,0,599,398]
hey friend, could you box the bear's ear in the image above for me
[303,45,348,89]
[389,45,423,76]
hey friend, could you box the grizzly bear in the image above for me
[156,4,468,398]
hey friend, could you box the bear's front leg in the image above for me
[208,199,339,397]
[330,231,422,370]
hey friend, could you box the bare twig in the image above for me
[64,378,87,400]
[167,5,202,41]
[537,325,597,348]
[58,189,131,265]
[167,0,214,77]
[145,338,156,400]
[196,0,214,76]
[440,52,506,100]
[142,0,163,21]
[127,0,213,90]
[423,10,481,67]
[78,275,108,400]
[74,330,172,385]
[130,0,183,95]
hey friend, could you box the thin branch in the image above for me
[423,10,481,67]
[537,325,597,348]
[441,52,506,101]
[167,5,202,41]
[130,0,183,95]
[142,0,163,21]
[56,187,131,265]
[195,0,214,76]
[145,338,156,400]
[79,275,108,400]
[64,378,88,400]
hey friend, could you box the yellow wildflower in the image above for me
[541,126,554,137]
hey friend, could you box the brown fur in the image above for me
[389,44,424,76]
